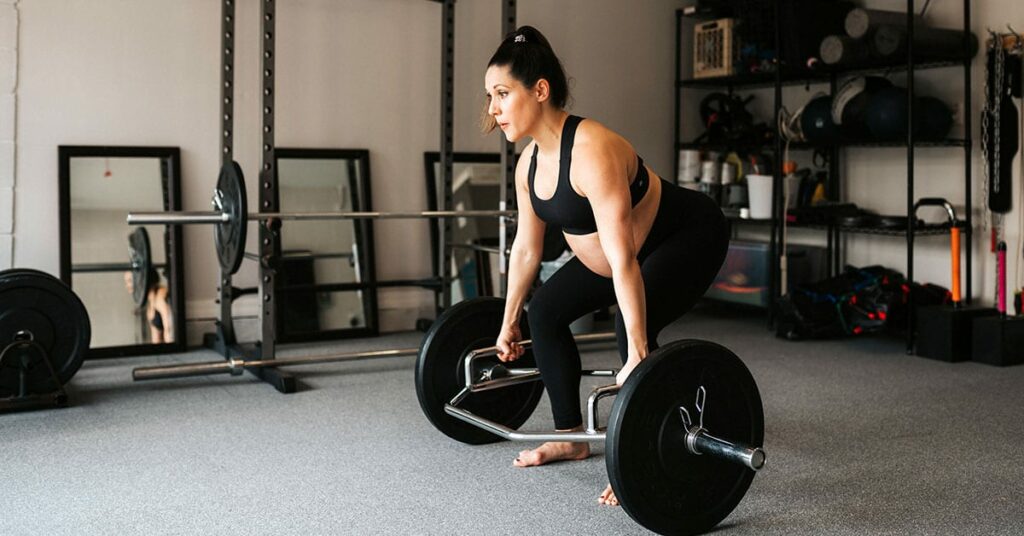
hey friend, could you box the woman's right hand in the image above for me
[495,323,525,362]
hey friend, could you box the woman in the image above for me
[485,26,730,506]
[124,268,174,344]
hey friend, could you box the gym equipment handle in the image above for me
[913,198,961,304]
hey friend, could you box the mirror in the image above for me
[274,148,377,342]
[424,152,507,307]
[59,146,185,358]
[425,152,569,309]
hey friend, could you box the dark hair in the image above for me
[147,267,161,291]
[482,26,570,133]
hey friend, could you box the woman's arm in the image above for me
[575,143,648,363]
[496,144,546,360]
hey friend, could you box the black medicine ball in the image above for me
[914,96,953,141]
[800,95,840,144]
[832,76,893,141]
[865,86,909,141]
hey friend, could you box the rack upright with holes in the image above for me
[203,0,518,393]
[674,0,975,351]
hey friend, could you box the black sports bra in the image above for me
[528,115,649,235]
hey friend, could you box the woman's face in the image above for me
[485,65,541,142]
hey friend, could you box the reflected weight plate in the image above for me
[415,297,544,445]
[128,227,152,307]
[215,161,248,274]
[0,269,91,396]
[607,340,764,536]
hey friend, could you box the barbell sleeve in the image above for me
[690,429,766,471]
[127,211,229,225]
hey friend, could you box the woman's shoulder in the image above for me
[514,140,538,185]
[573,117,633,161]
[151,285,169,300]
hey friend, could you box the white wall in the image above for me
[0,0,16,268]
[10,0,1020,336]
[8,0,682,335]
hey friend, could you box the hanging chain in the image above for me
[982,44,992,235]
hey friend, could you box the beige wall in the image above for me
[6,0,1022,335]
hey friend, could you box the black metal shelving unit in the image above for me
[674,0,975,352]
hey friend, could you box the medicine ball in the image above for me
[832,76,892,141]
[865,86,909,141]
[914,96,953,141]
[800,95,840,144]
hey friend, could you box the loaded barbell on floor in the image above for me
[415,297,767,536]
[126,161,516,274]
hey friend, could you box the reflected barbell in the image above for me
[126,161,515,274]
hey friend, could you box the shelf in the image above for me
[728,215,966,237]
[679,57,971,90]
[832,223,964,237]
[679,139,968,152]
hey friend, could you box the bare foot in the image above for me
[597,483,619,506]
[513,441,590,467]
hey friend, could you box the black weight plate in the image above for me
[415,297,545,445]
[214,160,248,275]
[128,227,152,307]
[0,269,91,396]
[607,340,764,536]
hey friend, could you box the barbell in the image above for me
[415,297,766,536]
[126,161,516,274]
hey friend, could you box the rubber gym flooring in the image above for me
[3,304,1022,535]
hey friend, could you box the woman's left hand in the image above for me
[615,346,647,385]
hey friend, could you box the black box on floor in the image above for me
[915,306,999,362]
[971,315,1024,366]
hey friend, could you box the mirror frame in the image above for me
[273,148,378,343]
[423,151,506,296]
[58,145,186,358]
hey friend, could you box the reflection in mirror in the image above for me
[425,152,572,308]
[275,148,377,342]
[59,146,185,358]
[425,153,504,307]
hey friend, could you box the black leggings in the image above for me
[527,180,730,429]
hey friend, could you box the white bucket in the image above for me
[746,174,774,220]
[677,150,701,183]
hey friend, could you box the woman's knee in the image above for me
[527,287,566,338]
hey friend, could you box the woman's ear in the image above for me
[534,78,551,103]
